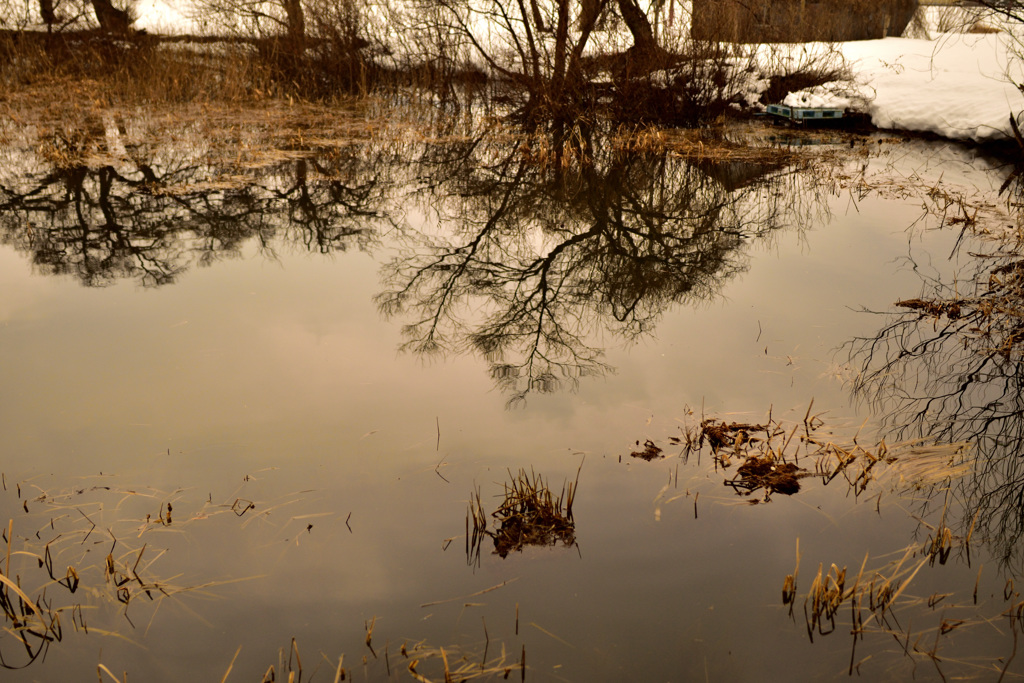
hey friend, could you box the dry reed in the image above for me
[0,474,303,668]
[669,404,971,503]
[467,463,582,564]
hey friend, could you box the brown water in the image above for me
[0,106,1020,681]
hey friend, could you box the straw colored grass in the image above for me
[467,464,582,564]
[0,474,303,668]
[669,403,971,502]
[233,626,527,683]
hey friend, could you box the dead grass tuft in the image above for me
[467,464,581,563]
[665,404,970,503]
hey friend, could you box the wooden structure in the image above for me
[691,0,918,42]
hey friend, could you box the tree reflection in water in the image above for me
[849,220,1024,572]
[0,114,389,287]
[377,127,831,405]
[0,110,838,405]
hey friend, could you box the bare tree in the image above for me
[0,0,129,32]
[973,0,1024,25]
[193,0,307,60]
[418,0,665,125]
[691,0,917,42]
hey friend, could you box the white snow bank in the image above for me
[133,0,199,33]
[838,33,1024,142]
[782,82,855,110]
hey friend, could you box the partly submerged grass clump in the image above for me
[645,405,1009,679]
[212,627,527,683]
[468,466,581,564]
[778,513,1023,681]
[666,403,969,502]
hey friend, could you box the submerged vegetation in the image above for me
[234,631,527,683]
[0,476,276,669]
[665,404,970,503]
[0,472,541,680]
[643,405,1024,680]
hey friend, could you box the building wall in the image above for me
[691,0,918,42]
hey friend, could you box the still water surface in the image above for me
[0,108,1019,680]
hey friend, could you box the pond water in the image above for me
[0,105,1022,681]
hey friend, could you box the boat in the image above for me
[763,103,845,124]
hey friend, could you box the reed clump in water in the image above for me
[467,464,581,563]
[781,533,1002,678]
[670,403,970,502]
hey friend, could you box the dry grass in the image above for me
[0,36,281,106]
[0,474,311,668]
[0,4,865,131]
[230,629,527,683]
[467,465,581,563]
[857,176,1024,363]
[669,403,970,502]
[892,257,1024,361]
[780,529,1019,679]
[511,121,837,172]
[774,478,1014,680]
[661,126,843,167]
[691,0,916,42]
[0,93,404,182]
[927,5,1001,36]
[644,404,992,677]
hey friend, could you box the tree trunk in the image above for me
[551,0,570,93]
[283,0,306,57]
[40,0,55,30]
[91,0,131,34]
[566,0,606,80]
[616,0,659,59]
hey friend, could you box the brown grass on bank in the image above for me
[0,28,478,109]
[691,0,916,43]
[0,33,282,105]
[0,16,864,129]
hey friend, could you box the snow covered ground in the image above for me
[133,0,197,33]
[834,31,1024,141]
[750,6,1024,143]
[126,1,1024,144]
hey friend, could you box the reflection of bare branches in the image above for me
[379,129,829,405]
[850,236,1024,572]
[274,157,386,253]
[0,130,387,286]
